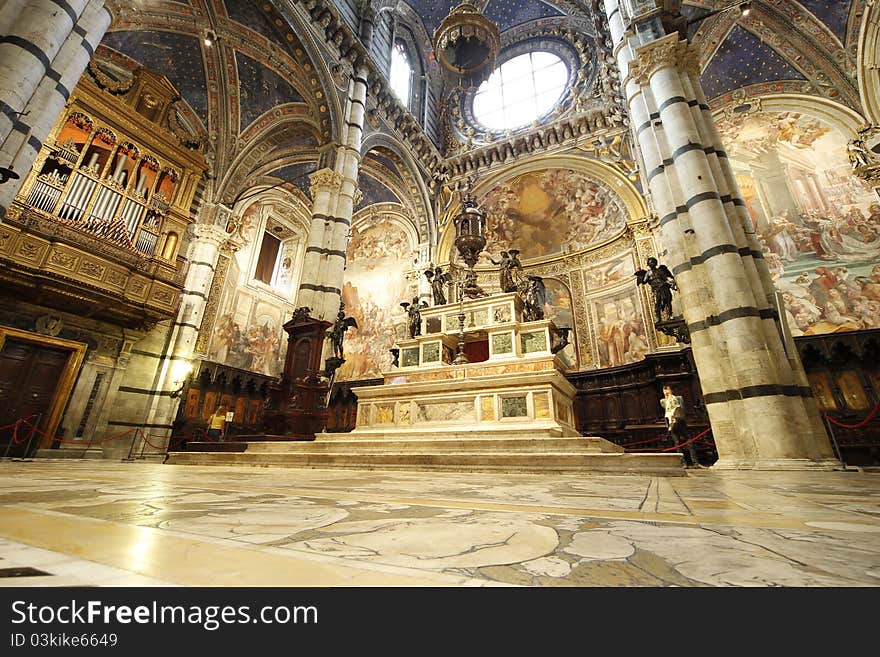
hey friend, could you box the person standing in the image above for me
[660,385,700,467]
[207,404,228,442]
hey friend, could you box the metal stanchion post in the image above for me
[19,414,41,462]
[824,416,847,471]
[2,420,17,459]
[122,429,138,462]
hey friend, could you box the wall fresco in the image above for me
[584,252,635,289]
[591,288,649,369]
[717,110,880,336]
[478,168,627,262]
[338,216,415,381]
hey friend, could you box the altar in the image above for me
[349,292,582,440]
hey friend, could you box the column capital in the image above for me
[625,33,698,86]
[187,222,230,246]
[309,168,344,198]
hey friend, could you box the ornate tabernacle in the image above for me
[347,292,581,439]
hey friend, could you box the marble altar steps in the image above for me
[165,435,685,476]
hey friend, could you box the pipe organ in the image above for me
[2,59,207,328]
[12,63,205,266]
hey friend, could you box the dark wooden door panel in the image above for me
[0,338,70,456]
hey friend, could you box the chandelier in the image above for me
[433,2,500,89]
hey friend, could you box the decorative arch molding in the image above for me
[217,117,322,202]
[711,92,869,137]
[858,0,880,124]
[435,154,648,265]
[238,186,313,237]
[351,202,421,255]
[360,132,435,243]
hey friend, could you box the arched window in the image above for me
[472,51,569,131]
[389,42,412,107]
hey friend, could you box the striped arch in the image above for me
[360,132,434,245]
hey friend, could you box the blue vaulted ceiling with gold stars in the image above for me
[685,0,861,107]
[94,0,866,208]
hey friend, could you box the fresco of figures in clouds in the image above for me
[716,110,880,336]
[338,216,415,381]
[584,253,636,289]
[592,289,649,369]
[476,169,627,262]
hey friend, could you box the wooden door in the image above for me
[0,338,70,457]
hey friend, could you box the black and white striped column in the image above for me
[0,0,110,213]
[112,222,230,456]
[296,67,367,321]
[604,0,836,469]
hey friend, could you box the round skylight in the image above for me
[472,51,569,131]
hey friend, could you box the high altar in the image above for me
[349,291,583,440]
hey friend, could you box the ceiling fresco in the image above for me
[268,163,319,195]
[794,0,852,42]
[356,172,403,210]
[689,1,859,104]
[225,0,281,42]
[387,0,563,38]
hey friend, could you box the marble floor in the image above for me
[0,460,878,586]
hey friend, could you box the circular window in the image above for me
[472,51,569,131]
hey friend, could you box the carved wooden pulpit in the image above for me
[262,307,331,441]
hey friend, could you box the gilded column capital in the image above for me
[309,168,344,199]
[625,34,696,86]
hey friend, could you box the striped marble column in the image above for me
[297,167,344,319]
[0,0,110,213]
[603,0,836,469]
[296,67,367,322]
[115,222,230,457]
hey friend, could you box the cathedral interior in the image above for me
[1,0,880,587]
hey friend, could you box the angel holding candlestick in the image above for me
[635,257,678,321]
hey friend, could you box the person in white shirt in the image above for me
[660,385,700,467]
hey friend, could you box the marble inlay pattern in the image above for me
[0,462,878,587]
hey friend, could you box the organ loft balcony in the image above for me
[0,58,207,329]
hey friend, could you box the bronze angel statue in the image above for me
[635,257,678,320]
[424,265,452,306]
[520,275,547,322]
[326,305,358,359]
[400,297,428,339]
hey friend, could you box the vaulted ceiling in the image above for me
[685,0,862,108]
[95,0,870,215]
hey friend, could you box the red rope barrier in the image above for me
[3,412,210,455]
[660,427,713,452]
[824,400,880,430]
[620,435,667,447]
[19,419,136,446]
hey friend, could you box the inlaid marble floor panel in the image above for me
[0,460,878,586]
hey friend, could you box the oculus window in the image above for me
[389,43,412,107]
[472,51,568,131]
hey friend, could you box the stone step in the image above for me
[164,450,684,476]
[182,436,621,455]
